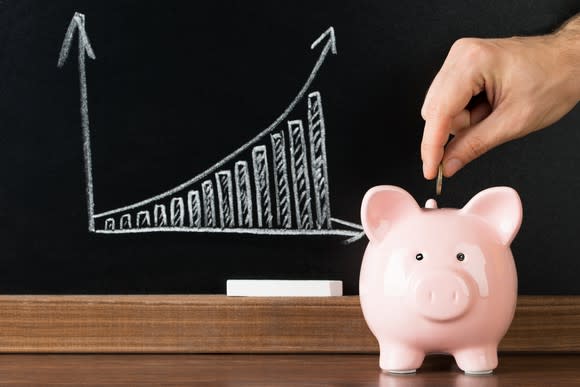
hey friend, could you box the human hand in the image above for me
[420,14,580,179]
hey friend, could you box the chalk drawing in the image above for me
[58,12,96,231]
[105,218,115,231]
[137,210,151,228]
[59,16,364,243]
[187,190,202,227]
[234,161,253,228]
[252,146,273,228]
[170,197,185,227]
[120,214,132,230]
[270,132,292,228]
[288,120,314,229]
[308,92,332,229]
[154,204,167,227]
[201,180,216,227]
[95,228,360,237]
[89,26,337,218]
[215,171,235,228]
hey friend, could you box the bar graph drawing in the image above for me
[58,12,365,244]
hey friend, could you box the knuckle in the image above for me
[421,87,440,120]
[421,141,444,160]
[421,141,435,155]
[421,141,434,153]
[421,94,444,120]
[421,103,435,120]
[451,38,491,64]
[450,38,473,52]
[420,104,428,120]
[464,135,488,159]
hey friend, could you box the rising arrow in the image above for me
[93,26,338,219]
[57,12,97,232]
[310,26,337,54]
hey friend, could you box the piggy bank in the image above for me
[359,186,522,374]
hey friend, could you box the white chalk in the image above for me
[58,12,96,232]
[226,280,343,297]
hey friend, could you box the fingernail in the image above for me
[444,158,463,177]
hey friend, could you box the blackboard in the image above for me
[0,1,578,294]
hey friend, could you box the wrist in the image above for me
[552,14,580,102]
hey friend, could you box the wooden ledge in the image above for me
[0,295,578,353]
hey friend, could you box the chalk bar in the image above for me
[226,280,343,297]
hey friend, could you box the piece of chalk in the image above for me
[226,280,343,297]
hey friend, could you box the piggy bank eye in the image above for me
[415,253,424,261]
[456,252,465,261]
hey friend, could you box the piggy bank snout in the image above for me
[413,271,471,321]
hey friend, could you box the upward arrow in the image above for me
[310,26,337,55]
[58,12,97,232]
[57,12,96,67]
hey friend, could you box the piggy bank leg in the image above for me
[453,346,498,374]
[379,342,425,373]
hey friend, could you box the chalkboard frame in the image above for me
[0,295,578,353]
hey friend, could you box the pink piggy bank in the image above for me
[359,186,522,374]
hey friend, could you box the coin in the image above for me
[436,163,443,196]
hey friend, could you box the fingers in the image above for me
[450,110,471,135]
[421,118,450,179]
[443,105,515,177]
[420,39,489,179]
[450,101,492,135]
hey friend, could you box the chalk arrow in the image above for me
[57,12,97,232]
[94,26,338,220]
[57,12,96,67]
[310,26,337,55]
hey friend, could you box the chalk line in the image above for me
[94,227,360,237]
[58,12,96,231]
[330,217,364,231]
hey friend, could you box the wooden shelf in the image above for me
[0,295,578,353]
[0,354,579,384]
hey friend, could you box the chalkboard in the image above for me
[0,1,578,294]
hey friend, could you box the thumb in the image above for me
[442,106,516,177]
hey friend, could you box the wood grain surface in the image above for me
[0,354,579,386]
[0,295,578,353]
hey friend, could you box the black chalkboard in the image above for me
[0,1,578,294]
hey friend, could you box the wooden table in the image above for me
[0,354,578,385]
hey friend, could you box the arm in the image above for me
[421,13,580,179]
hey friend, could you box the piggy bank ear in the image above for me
[461,187,523,245]
[361,186,420,242]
